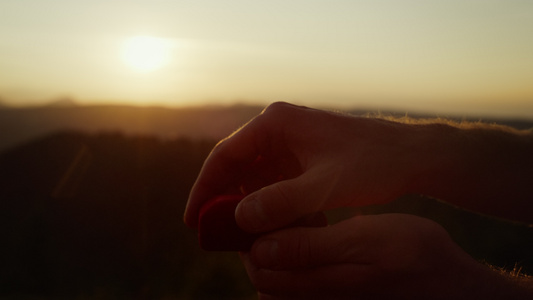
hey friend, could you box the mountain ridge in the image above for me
[1,103,532,153]
[0,104,263,152]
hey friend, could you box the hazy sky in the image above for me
[1,0,532,117]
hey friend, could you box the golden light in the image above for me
[121,36,174,72]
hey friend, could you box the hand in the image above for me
[241,213,512,300]
[185,102,439,231]
[185,101,533,229]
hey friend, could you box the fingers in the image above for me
[247,214,458,271]
[242,214,477,299]
[241,252,377,299]
[184,104,285,228]
[242,215,403,298]
[249,217,366,270]
[184,101,345,228]
[185,102,321,228]
[184,137,257,228]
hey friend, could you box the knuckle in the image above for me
[281,228,315,268]
[295,232,314,267]
[268,182,304,218]
[271,182,293,207]
[263,101,291,113]
[261,102,302,119]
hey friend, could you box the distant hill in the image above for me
[1,103,532,153]
[0,104,263,152]
[44,97,78,107]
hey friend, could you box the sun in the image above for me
[121,36,174,72]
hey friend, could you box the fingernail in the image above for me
[236,195,268,232]
[254,239,279,269]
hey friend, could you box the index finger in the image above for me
[184,110,278,228]
[184,102,314,228]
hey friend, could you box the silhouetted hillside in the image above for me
[0,132,255,299]
[44,97,78,108]
[0,104,263,152]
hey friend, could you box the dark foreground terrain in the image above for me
[0,132,255,299]
[1,130,532,299]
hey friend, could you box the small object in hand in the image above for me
[198,194,259,251]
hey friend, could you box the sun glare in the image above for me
[121,36,174,72]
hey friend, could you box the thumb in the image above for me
[235,170,335,233]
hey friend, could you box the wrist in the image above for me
[403,121,533,223]
[402,122,467,198]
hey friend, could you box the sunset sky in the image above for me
[1,0,532,117]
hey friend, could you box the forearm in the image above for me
[402,120,533,223]
[425,243,533,300]
[475,264,533,299]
